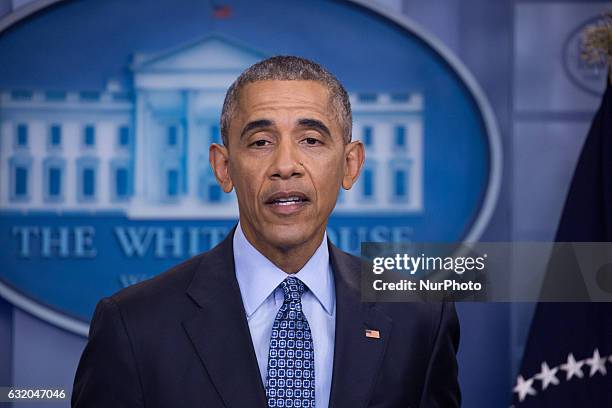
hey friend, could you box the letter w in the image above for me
[114,227,155,257]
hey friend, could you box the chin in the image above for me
[264,223,317,250]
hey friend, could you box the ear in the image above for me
[209,143,234,193]
[342,140,365,190]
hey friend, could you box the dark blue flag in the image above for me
[512,78,612,407]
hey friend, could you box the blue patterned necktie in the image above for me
[265,276,315,408]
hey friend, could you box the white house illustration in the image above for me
[0,35,423,218]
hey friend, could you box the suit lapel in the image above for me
[328,242,393,408]
[182,228,268,408]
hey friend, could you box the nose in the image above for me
[269,138,303,180]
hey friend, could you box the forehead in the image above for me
[236,80,333,119]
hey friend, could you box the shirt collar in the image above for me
[233,222,334,317]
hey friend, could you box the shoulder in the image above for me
[329,243,361,271]
[108,252,205,311]
[87,244,230,344]
[96,227,236,330]
[106,229,234,313]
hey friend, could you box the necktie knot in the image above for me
[280,276,307,304]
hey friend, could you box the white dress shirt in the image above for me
[233,223,336,408]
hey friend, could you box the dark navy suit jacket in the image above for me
[72,228,460,407]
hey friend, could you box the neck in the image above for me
[239,224,325,274]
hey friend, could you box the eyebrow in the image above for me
[239,117,332,140]
[240,119,274,140]
[296,118,331,138]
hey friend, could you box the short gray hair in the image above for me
[220,55,352,146]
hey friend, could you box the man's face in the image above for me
[210,80,363,252]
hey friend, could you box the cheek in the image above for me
[311,156,344,202]
[230,161,261,204]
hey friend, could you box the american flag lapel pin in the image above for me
[365,329,380,339]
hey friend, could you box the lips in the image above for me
[264,191,310,215]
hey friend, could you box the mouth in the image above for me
[264,191,310,215]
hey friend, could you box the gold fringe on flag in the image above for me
[582,11,612,85]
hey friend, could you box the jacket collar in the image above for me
[183,225,268,408]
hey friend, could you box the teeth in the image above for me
[272,196,303,205]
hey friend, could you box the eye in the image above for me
[303,137,322,146]
[250,139,271,147]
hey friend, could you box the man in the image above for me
[72,56,460,407]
